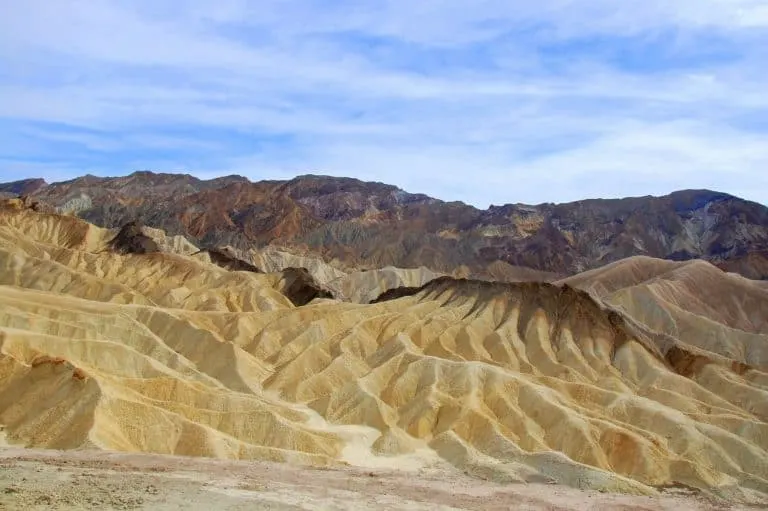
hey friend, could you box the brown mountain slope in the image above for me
[2,171,767,280]
[1,203,767,503]
[717,250,768,280]
[0,178,47,198]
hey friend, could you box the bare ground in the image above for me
[1,448,764,510]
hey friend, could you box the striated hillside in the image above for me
[1,201,767,503]
[3,171,767,279]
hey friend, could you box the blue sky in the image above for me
[1,0,767,206]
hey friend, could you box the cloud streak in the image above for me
[0,0,766,206]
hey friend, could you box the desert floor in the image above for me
[1,447,762,511]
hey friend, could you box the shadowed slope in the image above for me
[109,221,160,254]
[199,247,262,273]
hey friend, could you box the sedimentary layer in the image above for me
[1,203,767,502]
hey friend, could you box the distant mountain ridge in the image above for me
[2,171,767,279]
[0,177,47,197]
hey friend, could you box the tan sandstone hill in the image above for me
[559,256,768,368]
[1,203,767,504]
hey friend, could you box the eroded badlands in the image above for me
[1,202,767,505]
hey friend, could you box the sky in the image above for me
[1,1,767,207]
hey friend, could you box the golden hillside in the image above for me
[1,202,767,502]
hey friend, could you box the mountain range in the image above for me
[2,171,767,280]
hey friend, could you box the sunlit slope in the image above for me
[0,207,294,312]
[560,256,768,367]
[1,204,767,500]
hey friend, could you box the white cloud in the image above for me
[0,0,766,206]
[207,120,768,206]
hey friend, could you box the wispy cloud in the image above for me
[0,0,766,205]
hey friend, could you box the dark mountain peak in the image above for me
[516,189,735,213]
[123,170,200,185]
[79,173,103,182]
[289,173,383,185]
[51,173,106,187]
[283,174,401,198]
[130,170,160,178]
[53,171,201,188]
[274,174,438,221]
[668,188,731,199]
[0,178,48,196]
[201,247,262,273]
[667,189,734,212]
[208,174,250,186]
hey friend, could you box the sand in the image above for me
[0,447,753,510]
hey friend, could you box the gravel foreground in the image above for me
[1,448,763,511]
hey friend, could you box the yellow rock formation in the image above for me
[1,205,767,501]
